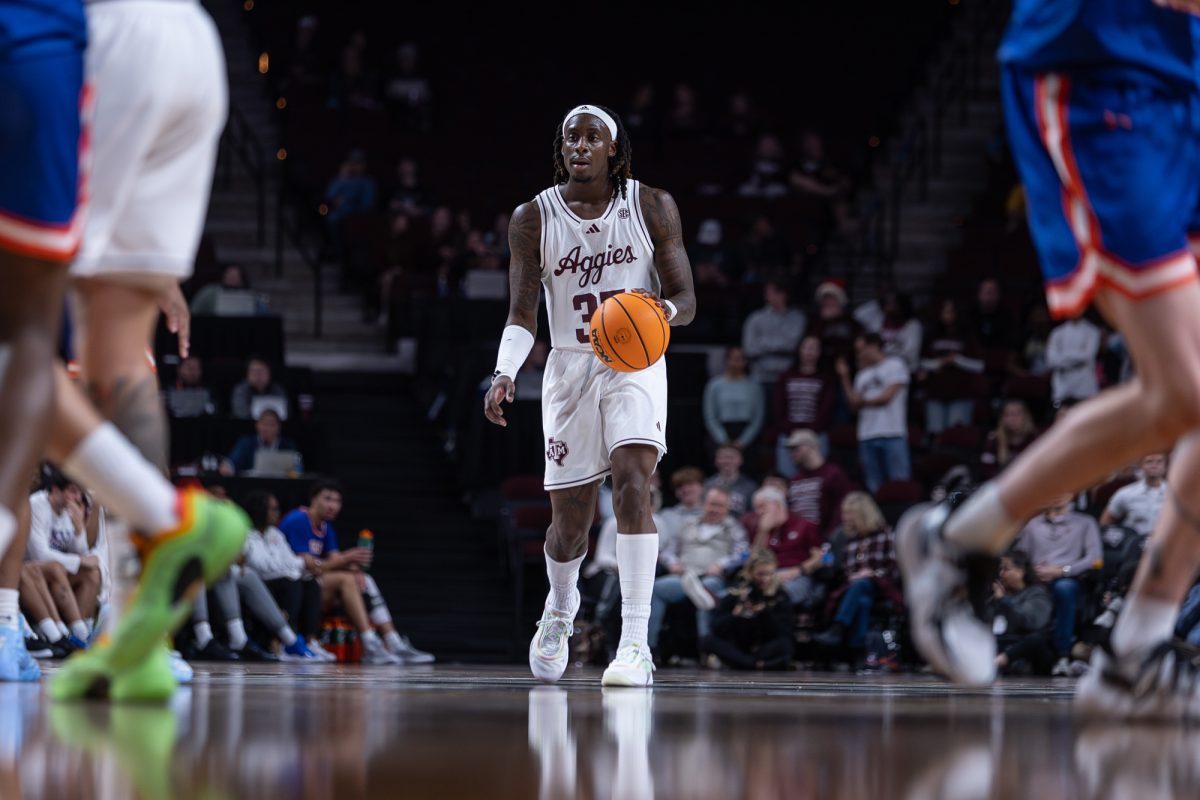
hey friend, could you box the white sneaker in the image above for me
[308,641,338,663]
[168,649,194,684]
[1076,641,1200,721]
[680,570,717,611]
[1052,656,1072,677]
[529,589,580,683]
[896,502,996,686]
[362,639,403,666]
[601,642,655,687]
[390,635,435,664]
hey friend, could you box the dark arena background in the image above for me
[4,1,1192,798]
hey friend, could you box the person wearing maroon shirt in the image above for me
[784,429,853,537]
[745,487,826,608]
[771,336,835,477]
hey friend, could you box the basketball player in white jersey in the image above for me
[45,0,251,702]
[485,105,696,687]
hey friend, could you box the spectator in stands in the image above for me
[280,478,434,663]
[812,493,901,659]
[704,444,758,516]
[666,82,704,137]
[991,551,1055,675]
[649,486,748,658]
[918,298,984,435]
[384,43,431,130]
[772,336,834,476]
[163,356,216,418]
[738,133,790,199]
[884,293,923,371]
[387,157,431,215]
[702,549,794,670]
[27,473,102,644]
[703,347,764,452]
[719,90,766,148]
[725,215,790,285]
[220,408,303,476]
[980,399,1039,479]
[1100,453,1167,540]
[746,487,825,608]
[970,278,1016,350]
[785,429,853,537]
[241,490,346,660]
[1014,494,1103,676]
[837,333,911,493]
[230,357,289,419]
[327,31,379,111]
[285,14,321,91]
[808,279,862,363]
[742,280,807,389]
[623,82,660,149]
[690,219,728,289]
[325,148,378,227]
[1174,577,1200,647]
[1021,304,1053,377]
[790,130,851,199]
[659,467,706,545]
[1046,314,1101,406]
[189,262,254,315]
[19,560,77,654]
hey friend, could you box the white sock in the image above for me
[384,630,404,652]
[361,629,383,650]
[62,423,179,534]
[545,547,585,613]
[0,505,14,557]
[194,621,214,649]
[69,620,89,642]
[0,589,21,631]
[943,483,1022,555]
[369,606,393,627]
[277,625,297,647]
[57,621,70,638]
[616,533,659,649]
[38,619,63,644]
[1111,594,1178,658]
[85,619,94,637]
[226,618,248,651]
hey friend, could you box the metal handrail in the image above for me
[219,103,267,247]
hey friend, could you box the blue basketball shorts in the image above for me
[0,48,87,263]
[1002,66,1200,318]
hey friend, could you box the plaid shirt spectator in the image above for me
[841,527,898,585]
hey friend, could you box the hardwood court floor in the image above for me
[2,663,1194,799]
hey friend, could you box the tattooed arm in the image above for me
[504,201,543,333]
[484,201,542,427]
[638,184,696,326]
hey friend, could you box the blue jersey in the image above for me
[999,0,1200,90]
[0,0,87,60]
[279,508,340,558]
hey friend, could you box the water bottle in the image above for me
[820,542,834,566]
[357,529,374,572]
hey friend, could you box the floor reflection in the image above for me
[0,667,1197,799]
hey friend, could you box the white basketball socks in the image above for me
[277,625,298,647]
[38,619,63,644]
[545,547,585,613]
[616,533,658,649]
[0,589,20,631]
[62,423,179,535]
[193,621,214,650]
[227,618,248,651]
[0,506,14,558]
[943,483,1022,555]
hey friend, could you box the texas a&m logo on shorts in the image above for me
[546,437,569,466]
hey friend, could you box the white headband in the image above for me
[562,105,618,142]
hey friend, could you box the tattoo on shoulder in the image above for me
[639,186,682,245]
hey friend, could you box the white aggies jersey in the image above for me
[533,179,658,351]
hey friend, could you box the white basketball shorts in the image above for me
[71,0,228,283]
[541,348,668,491]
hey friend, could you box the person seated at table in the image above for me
[220,408,303,476]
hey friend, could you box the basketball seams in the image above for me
[628,292,668,364]
[600,299,637,371]
[611,295,652,368]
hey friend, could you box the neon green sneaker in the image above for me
[50,700,178,800]
[49,489,248,701]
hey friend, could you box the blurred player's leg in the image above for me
[0,10,86,681]
[49,0,242,702]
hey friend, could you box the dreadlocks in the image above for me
[552,104,632,200]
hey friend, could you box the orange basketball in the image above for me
[588,292,670,372]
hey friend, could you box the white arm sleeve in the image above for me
[493,325,536,381]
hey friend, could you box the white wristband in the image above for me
[663,299,678,321]
[493,325,535,381]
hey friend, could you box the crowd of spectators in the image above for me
[17,472,434,667]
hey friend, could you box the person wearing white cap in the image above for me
[484,104,697,688]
